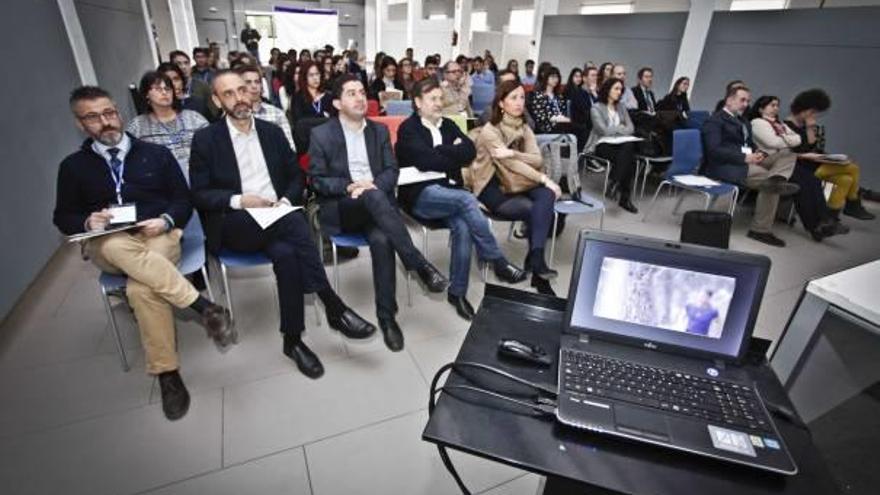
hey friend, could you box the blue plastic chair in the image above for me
[98,215,214,371]
[322,233,413,307]
[471,84,495,117]
[642,129,739,222]
[685,110,710,130]
[385,100,413,116]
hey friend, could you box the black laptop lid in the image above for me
[563,231,770,362]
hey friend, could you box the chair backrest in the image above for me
[685,110,710,129]
[447,114,468,134]
[666,129,703,178]
[179,214,207,275]
[471,84,495,114]
[385,99,413,116]
[366,99,381,117]
[368,116,406,146]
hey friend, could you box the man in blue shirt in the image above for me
[470,56,495,86]
[685,290,719,336]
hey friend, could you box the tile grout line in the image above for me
[221,387,226,469]
[302,445,316,495]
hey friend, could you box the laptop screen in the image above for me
[565,232,770,361]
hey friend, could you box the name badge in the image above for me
[741,146,753,155]
[108,203,137,225]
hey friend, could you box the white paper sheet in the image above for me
[397,168,447,186]
[246,204,303,230]
[672,175,721,187]
[597,136,643,145]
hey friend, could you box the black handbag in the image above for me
[680,210,731,249]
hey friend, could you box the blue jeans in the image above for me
[411,185,504,297]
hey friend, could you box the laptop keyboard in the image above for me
[560,349,774,433]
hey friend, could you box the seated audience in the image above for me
[55,86,232,420]
[158,62,211,122]
[657,76,691,124]
[715,80,746,113]
[299,49,312,63]
[126,71,208,180]
[237,65,296,151]
[563,67,593,150]
[440,61,473,117]
[527,66,571,134]
[597,62,613,88]
[611,64,638,110]
[308,75,449,351]
[292,60,333,121]
[368,56,406,100]
[521,59,537,86]
[190,71,375,379]
[506,59,520,78]
[423,56,441,82]
[786,89,874,221]
[468,80,563,296]
[191,47,215,85]
[396,79,527,320]
[703,85,799,247]
[475,70,536,129]
[169,50,220,121]
[470,57,495,86]
[631,66,669,155]
[585,77,639,214]
[582,66,600,106]
[398,57,416,96]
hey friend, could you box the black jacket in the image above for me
[701,110,755,184]
[307,118,398,235]
[291,91,334,122]
[394,114,476,212]
[565,86,593,130]
[189,118,303,253]
[632,85,658,113]
[368,78,407,100]
[53,134,191,235]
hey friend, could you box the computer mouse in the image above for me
[497,339,552,367]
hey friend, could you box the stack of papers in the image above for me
[597,136,643,145]
[672,175,721,187]
[818,153,849,163]
[66,224,140,243]
[397,168,446,186]
[246,204,303,230]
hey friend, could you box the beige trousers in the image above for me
[745,150,796,233]
[86,229,199,374]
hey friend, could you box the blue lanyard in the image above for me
[157,114,186,150]
[108,158,125,205]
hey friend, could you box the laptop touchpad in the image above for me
[614,405,671,441]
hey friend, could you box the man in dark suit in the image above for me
[396,78,526,321]
[190,71,376,379]
[702,85,799,247]
[308,74,449,352]
[54,86,232,421]
[632,67,657,114]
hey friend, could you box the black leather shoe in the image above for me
[843,199,876,220]
[447,294,476,321]
[531,275,556,296]
[618,196,639,214]
[158,370,190,421]
[415,263,449,293]
[493,260,527,284]
[283,335,324,379]
[526,249,558,281]
[820,219,850,237]
[378,318,404,352]
[327,307,376,340]
[747,230,786,247]
[201,303,236,348]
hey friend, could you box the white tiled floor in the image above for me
[0,181,877,494]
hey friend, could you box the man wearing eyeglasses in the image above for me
[53,86,234,421]
[440,61,473,117]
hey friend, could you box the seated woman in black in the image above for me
[585,77,638,213]
[526,66,571,135]
[291,61,333,121]
[563,67,593,151]
[657,76,691,125]
[368,56,406,101]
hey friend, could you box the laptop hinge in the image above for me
[713,359,726,370]
[578,334,591,344]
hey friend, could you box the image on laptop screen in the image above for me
[593,257,736,339]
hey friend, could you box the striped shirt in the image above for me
[254,102,296,152]
[125,109,208,179]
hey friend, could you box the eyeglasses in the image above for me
[447,69,463,74]
[150,85,173,93]
[77,109,119,125]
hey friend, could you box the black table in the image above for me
[422,285,840,494]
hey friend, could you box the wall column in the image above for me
[453,0,473,57]
[531,0,558,61]
[670,0,715,93]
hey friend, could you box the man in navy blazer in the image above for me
[54,86,232,421]
[702,85,799,247]
[190,71,375,379]
[395,78,526,321]
[308,74,449,352]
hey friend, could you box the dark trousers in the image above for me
[479,179,556,251]
[221,210,329,337]
[790,162,830,232]
[338,189,425,321]
[596,141,637,194]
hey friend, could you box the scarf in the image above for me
[497,113,526,150]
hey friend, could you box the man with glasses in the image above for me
[236,64,295,151]
[440,61,472,117]
[53,86,234,421]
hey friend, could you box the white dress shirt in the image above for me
[421,117,443,147]
[226,117,278,209]
[342,119,374,182]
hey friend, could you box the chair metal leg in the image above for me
[507,222,515,242]
[672,191,686,215]
[642,182,667,222]
[603,166,611,197]
[729,189,739,216]
[313,295,322,326]
[599,209,605,230]
[100,284,130,372]
[640,162,653,199]
[332,243,339,293]
[550,212,559,268]
[703,193,713,211]
[406,271,412,308]
[201,266,215,302]
[220,262,235,324]
[421,226,428,260]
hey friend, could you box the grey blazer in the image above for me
[585,102,635,153]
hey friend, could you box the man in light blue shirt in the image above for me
[470,57,495,86]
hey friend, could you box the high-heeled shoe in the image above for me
[525,248,558,280]
[531,275,556,296]
[618,195,639,214]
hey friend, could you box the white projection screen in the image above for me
[273,7,339,51]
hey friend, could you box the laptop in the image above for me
[556,230,798,475]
